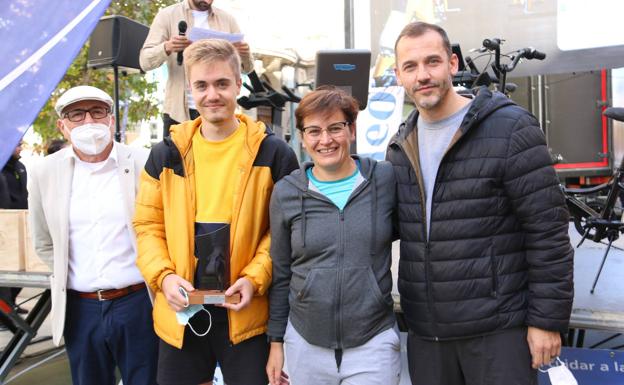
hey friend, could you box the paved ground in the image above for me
[1,225,623,383]
[0,287,71,385]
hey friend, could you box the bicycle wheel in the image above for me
[570,199,605,239]
[573,213,596,239]
[571,201,619,241]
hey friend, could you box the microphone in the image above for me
[177,21,187,66]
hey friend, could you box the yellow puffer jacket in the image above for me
[134,114,298,348]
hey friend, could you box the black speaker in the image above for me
[87,15,148,72]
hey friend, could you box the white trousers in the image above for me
[284,321,401,385]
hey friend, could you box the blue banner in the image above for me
[0,0,111,168]
[539,347,624,385]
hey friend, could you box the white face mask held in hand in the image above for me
[69,121,112,155]
[539,357,578,385]
[176,287,212,337]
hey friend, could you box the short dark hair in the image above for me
[295,86,359,131]
[46,139,67,155]
[394,22,452,58]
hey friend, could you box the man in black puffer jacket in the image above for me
[386,22,574,385]
[0,142,28,319]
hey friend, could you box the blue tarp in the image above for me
[0,0,111,168]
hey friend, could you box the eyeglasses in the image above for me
[63,106,110,122]
[302,121,350,139]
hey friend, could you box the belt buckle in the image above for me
[96,289,107,301]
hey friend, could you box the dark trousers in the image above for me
[163,109,200,137]
[0,287,21,326]
[157,307,269,385]
[64,288,158,385]
[0,287,22,306]
[407,327,537,385]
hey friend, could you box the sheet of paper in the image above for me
[188,27,244,43]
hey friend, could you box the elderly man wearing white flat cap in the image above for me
[28,86,158,385]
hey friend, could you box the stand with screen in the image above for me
[315,49,371,110]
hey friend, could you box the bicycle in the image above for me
[453,38,546,96]
[454,39,623,294]
[563,107,624,293]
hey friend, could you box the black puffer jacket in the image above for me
[386,88,574,340]
[1,157,27,209]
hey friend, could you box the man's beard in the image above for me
[412,80,449,110]
[193,0,212,12]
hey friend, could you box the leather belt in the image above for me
[70,282,146,301]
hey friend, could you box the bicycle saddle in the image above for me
[604,107,624,123]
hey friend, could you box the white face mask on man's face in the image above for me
[68,121,112,155]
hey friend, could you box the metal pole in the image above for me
[345,0,357,154]
[538,74,545,133]
[113,65,121,142]
[590,236,613,294]
[344,0,354,49]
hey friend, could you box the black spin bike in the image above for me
[563,108,624,293]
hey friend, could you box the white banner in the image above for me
[356,86,405,160]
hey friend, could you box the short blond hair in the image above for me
[183,39,241,79]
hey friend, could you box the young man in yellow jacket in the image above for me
[134,39,298,385]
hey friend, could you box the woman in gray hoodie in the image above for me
[266,86,400,385]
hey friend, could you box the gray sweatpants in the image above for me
[284,321,401,385]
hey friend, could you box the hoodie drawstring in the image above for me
[300,192,306,249]
[370,174,377,258]
[334,348,343,372]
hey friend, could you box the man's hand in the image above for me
[267,343,289,385]
[232,41,250,57]
[220,277,254,311]
[164,35,191,55]
[527,326,562,369]
[161,274,195,312]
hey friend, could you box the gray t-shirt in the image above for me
[418,101,472,239]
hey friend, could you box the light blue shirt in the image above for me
[307,164,361,211]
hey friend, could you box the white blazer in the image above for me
[28,143,148,346]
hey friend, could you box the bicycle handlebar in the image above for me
[481,38,546,69]
[461,38,547,93]
[482,38,501,51]
[520,47,546,60]
[504,47,546,73]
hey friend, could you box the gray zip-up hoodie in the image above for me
[268,156,396,349]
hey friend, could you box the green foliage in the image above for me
[33,0,178,148]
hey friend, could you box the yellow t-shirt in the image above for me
[192,122,246,223]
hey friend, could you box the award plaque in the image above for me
[187,290,240,305]
[192,224,240,305]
